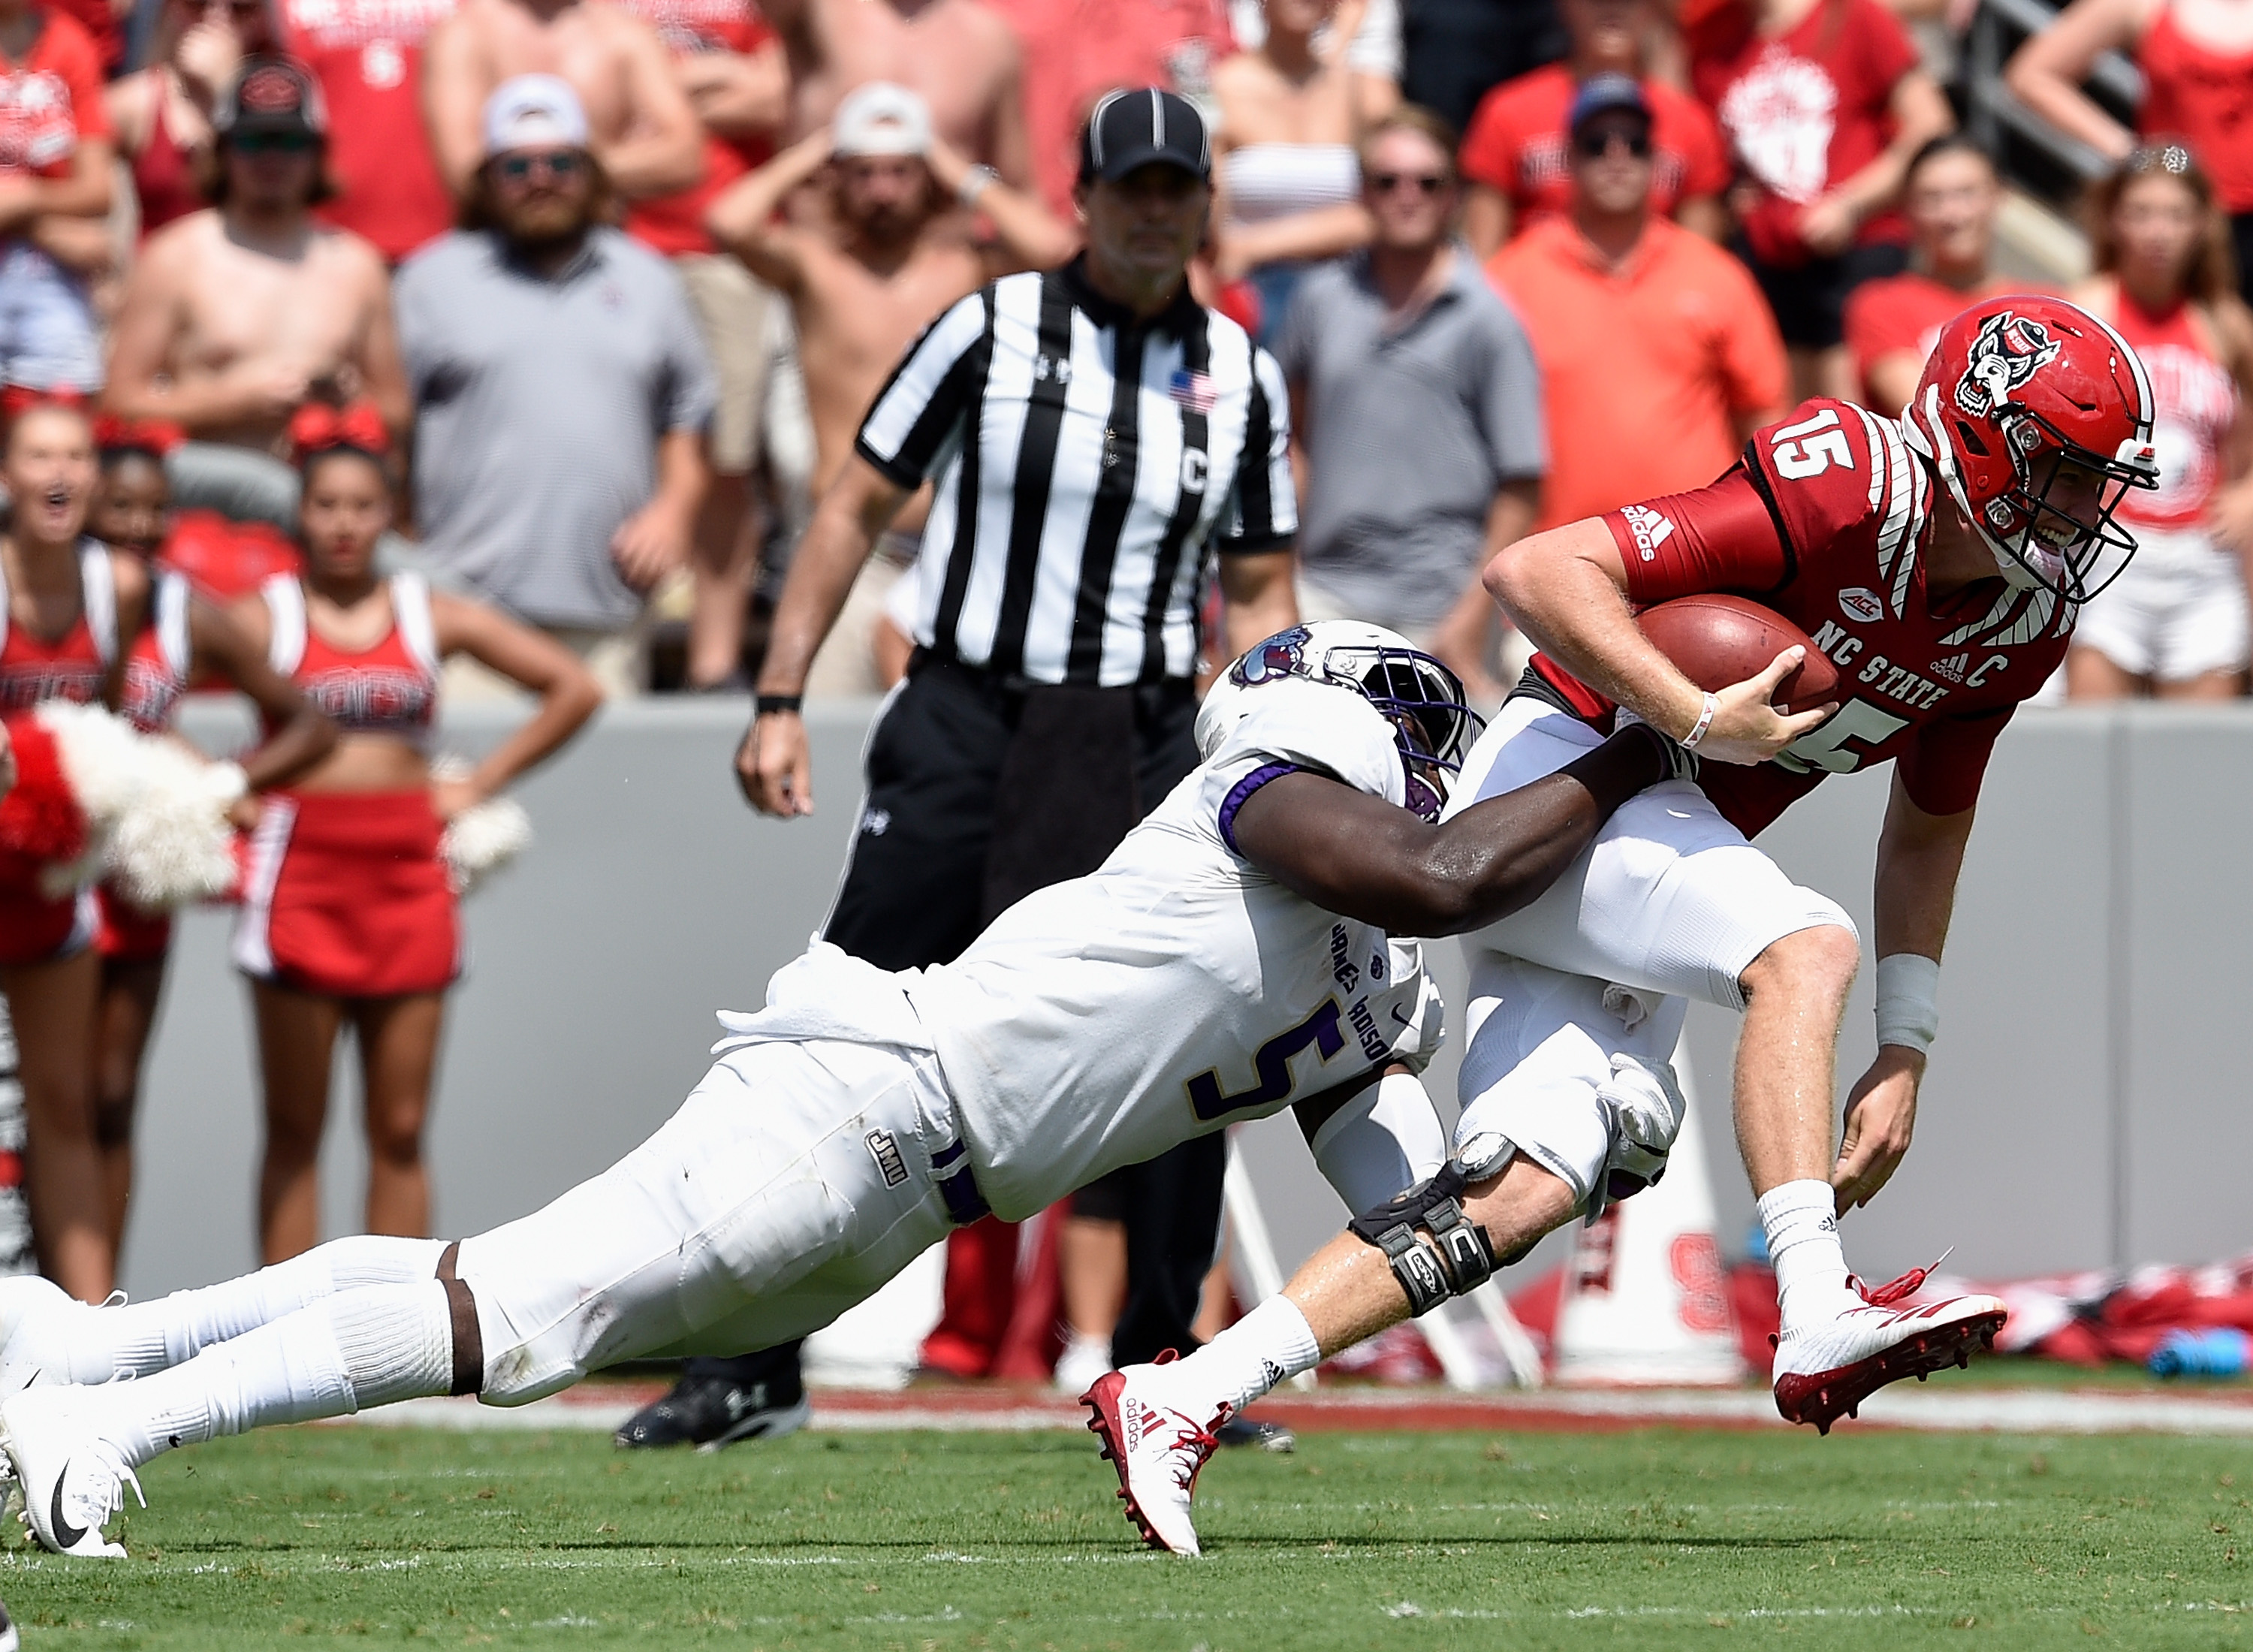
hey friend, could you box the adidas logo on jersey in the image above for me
[1620,504,1676,560]
[1929,653,1970,683]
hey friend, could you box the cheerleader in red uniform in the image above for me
[0,402,151,1302]
[225,405,600,1263]
[86,418,336,1256]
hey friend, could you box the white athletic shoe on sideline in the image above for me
[0,1274,77,1393]
[1082,1356,1229,1557]
[1772,1265,2007,1434]
[0,1385,143,1558]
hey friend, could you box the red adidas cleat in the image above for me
[1081,1353,1229,1557]
[1771,1264,2007,1434]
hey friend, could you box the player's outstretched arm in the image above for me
[1230,723,1678,936]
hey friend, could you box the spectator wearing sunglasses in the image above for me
[104,57,409,530]
[1277,104,1546,703]
[1458,0,1730,260]
[394,76,716,700]
[1487,76,1784,542]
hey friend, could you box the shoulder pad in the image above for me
[1206,675,1405,809]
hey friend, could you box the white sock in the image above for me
[1178,1296,1320,1412]
[39,1236,449,1385]
[1758,1180,1856,1331]
[86,1281,456,1470]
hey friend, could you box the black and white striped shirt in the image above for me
[855,258,1296,688]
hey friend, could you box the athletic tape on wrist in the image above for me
[1874,952,1941,1054]
[1680,692,1719,750]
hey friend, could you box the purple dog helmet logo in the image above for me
[1232,625,1311,687]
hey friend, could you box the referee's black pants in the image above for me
[691,653,1223,1396]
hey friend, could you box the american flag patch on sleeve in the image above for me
[1169,369,1215,412]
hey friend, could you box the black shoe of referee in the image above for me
[614,1352,810,1452]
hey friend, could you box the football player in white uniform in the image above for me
[0,621,1710,1558]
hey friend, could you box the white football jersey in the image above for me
[906,675,1444,1219]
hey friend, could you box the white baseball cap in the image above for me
[833,82,933,158]
[481,74,590,160]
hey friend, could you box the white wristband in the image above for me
[1678,692,1719,750]
[1874,952,1941,1054]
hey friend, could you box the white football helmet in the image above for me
[1196,621,1484,821]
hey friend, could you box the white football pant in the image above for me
[1449,697,1856,1181]
[457,1036,958,1404]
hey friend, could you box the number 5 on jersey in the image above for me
[1187,999,1344,1122]
[1773,698,1911,774]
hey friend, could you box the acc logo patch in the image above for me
[1838,586,1886,624]
[1954,309,2061,418]
[1231,625,1310,688]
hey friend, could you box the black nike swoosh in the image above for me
[50,1466,86,1550]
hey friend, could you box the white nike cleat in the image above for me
[1082,1355,1229,1557]
[0,1385,143,1557]
[0,1274,77,1394]
[1772,1265,2007,1434]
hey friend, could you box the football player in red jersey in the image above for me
[1087,294,2160,1554]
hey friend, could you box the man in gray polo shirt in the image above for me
[1278,105,1545,704]
[396,76,716,698]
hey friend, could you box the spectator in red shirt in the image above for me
[1691,0,1950,403]
[618,0,788,691]
[2007,0,2253,305]
[1460,0,1730,258]
[990,0,1231,218]
[1487,76,1786,533]
[276,0,458,264]
[42,0,119,76]
[107,0,276,245]
[0,0,115,396]
[1843,134,2039,413]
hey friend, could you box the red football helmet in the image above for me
[1901,294,2158,602]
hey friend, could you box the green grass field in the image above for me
[2,1422,2248,1650]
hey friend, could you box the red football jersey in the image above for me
[1530,397,2074,838]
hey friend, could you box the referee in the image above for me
[615,89,1298,1450]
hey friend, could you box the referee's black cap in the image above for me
[1079,88,1211,185]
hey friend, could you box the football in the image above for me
[1636,593,1841,716]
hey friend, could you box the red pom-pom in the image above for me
[0,713,89,864]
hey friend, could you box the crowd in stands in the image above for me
[2,0,2253,1389]
[0,0,2239,707]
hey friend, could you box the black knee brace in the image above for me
[1347,1164,1499,1318]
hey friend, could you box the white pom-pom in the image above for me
[432,753,532,897]
[441,797,532,896]
[32,704,242,909]
[104,743,239,910]
[32,703,143,897]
